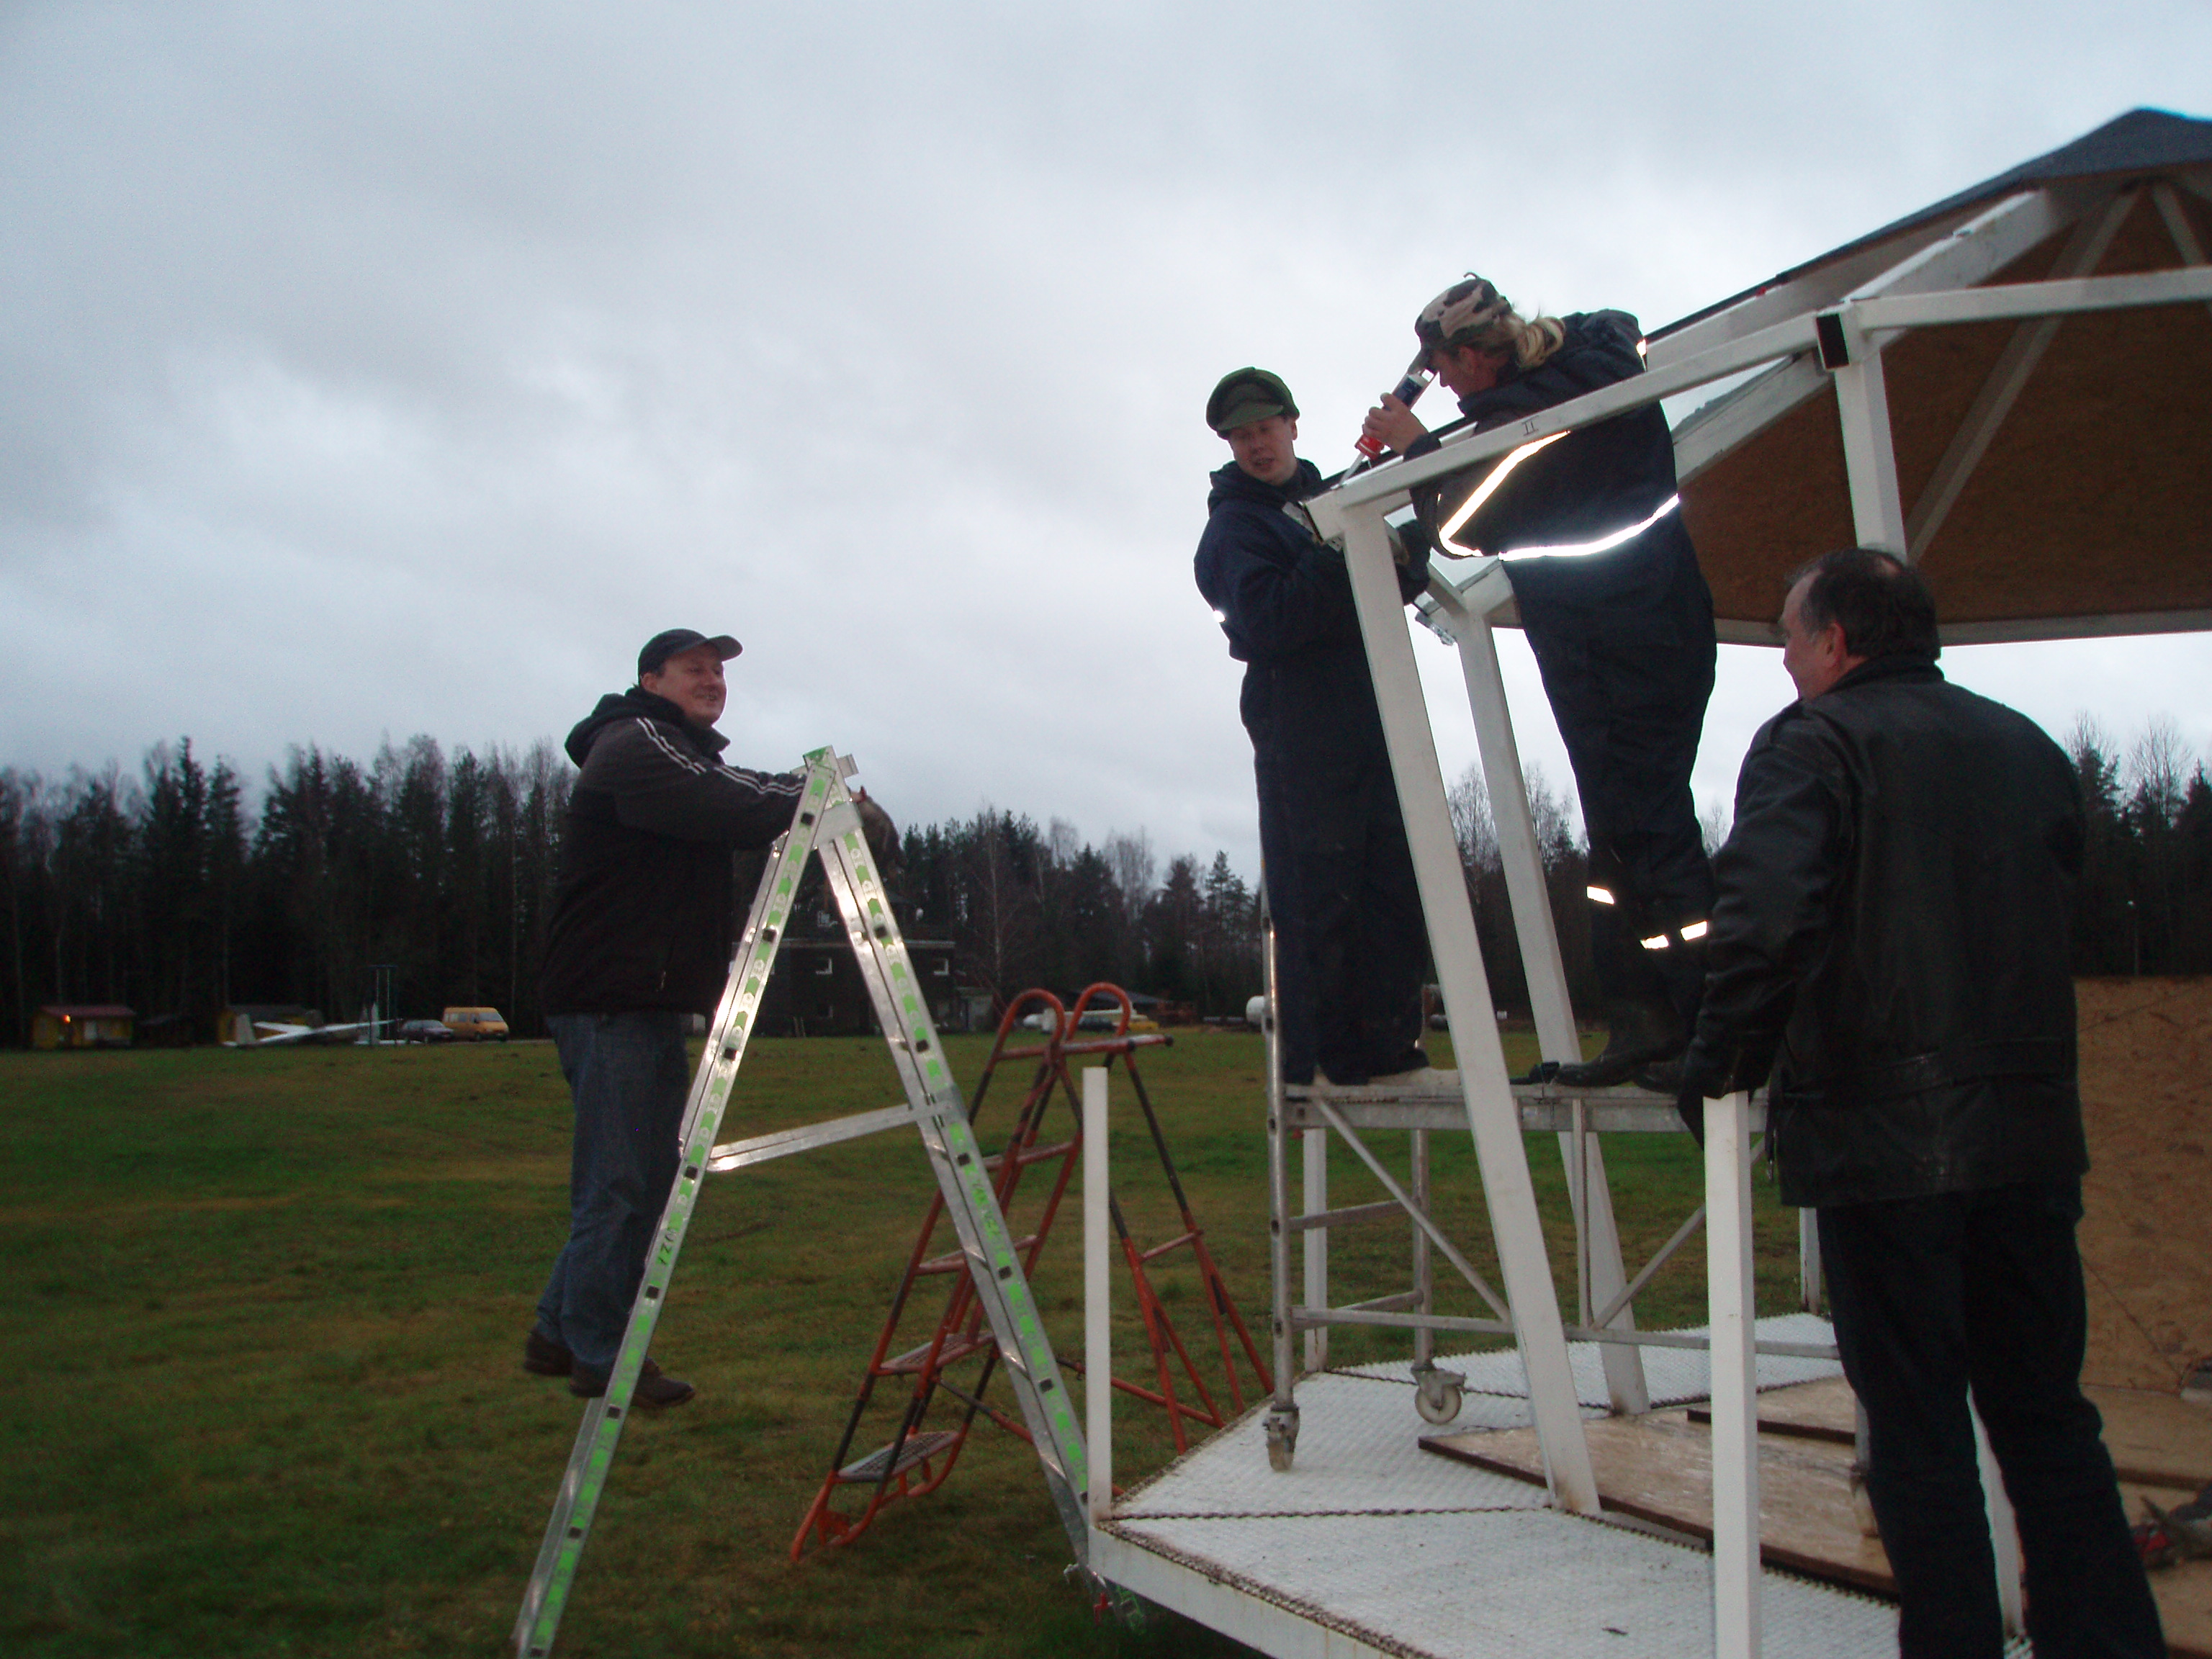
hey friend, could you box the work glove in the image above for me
[1671,1035,1773,1150]
[1388,518,1441,602]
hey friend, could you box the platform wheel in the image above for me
[1414,1372,1463,1426]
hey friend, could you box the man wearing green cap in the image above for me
[1195,369,1429,1086]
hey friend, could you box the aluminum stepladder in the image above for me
[513,749,1091,1659]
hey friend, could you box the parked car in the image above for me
[441,1006,510,1042]
[396,1019,454,1044]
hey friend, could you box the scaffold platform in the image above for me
[1089,1318,1954,1659]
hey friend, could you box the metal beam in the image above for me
[1706,1091,1761,1659]
[1719,609,2212,647]
[1428,575,1649,1415]
[1313,497,1599,1516]
[1826,313,1907,554]
[2152,181,2212,327]
[1846,190,2069,307]
[1851,264,2212,331]
[1333,310,1825,516]
[1673,353,1829,485]
[1906,189,2138,561]
[1645,207,1985,370]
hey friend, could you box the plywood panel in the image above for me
[1424,1395,2212,1655]
[1682,1380,2212,1487]
[1424,1406,1896,1595]
[1689,1374,1856,1444]
[1680,193,2212,634]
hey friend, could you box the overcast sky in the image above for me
[4,1,2208,878]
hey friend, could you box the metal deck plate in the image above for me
[1115,1371,1583,1519]
[1339,1313,1845,1408]
[1104,1507,1907,1659]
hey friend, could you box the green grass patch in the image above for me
[0,1031,1804,1656]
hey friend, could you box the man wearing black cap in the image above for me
[524,628,811,1406]
[1195,369,1429,1087]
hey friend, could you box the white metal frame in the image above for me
[1285,207,2203,1655]
[1079,179,2210,1658]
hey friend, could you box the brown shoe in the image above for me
[569,1357,696,1409]
[523,1329,574,1377]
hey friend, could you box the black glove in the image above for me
[1388,518,1441,602]
[1672,1034,1778,1150]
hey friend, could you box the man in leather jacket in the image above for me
[1195,368,1429,1087]
[1680,549,2161,1659]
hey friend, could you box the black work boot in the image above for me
[1555,990,1683,1087]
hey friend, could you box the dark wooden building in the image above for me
[755,938,960,1037]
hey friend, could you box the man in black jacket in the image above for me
[1195,368,1427,1087]
[526,628,808,1406]
[1681,549,2161,1659]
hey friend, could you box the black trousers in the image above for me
[1253,726,1425,1086]
[1818,1180,2163,1659]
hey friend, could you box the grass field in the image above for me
[0,1029,1806,1658]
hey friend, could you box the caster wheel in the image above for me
[1264,1408,1299,1472]
[1414,1372,1464,1425]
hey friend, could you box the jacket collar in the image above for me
[1822,653,1944,698]
[1208,457,1324,510]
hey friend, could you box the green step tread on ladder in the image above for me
[513,748,1092,1658]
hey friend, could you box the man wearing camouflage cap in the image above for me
[1364,276,1718,1089]
[1195,369,1429,1087]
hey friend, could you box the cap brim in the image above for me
[1213,400,1285,435]
[703,634,742,660]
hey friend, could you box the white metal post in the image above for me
[1435,573,1649,1415]
[1302,1128,1328,1372]
[1084,1066,1111,1527]
[1797,1208,1823,1312]
[1317,501,1598,1514]
[1706,1089,1761,1659]
[1830,332,1907,556]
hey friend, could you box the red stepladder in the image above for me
[791,983,1270,1559]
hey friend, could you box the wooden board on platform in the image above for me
[2094,1386,2212,1490]
[1689,1374,1856,1444]
[1679,1378,2211,1488]
[1424,1385,2212,1657]
[1423,1406,1896,1596]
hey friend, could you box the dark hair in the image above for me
[1788,547,1941,662]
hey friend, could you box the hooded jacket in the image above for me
[539,688,806,1018]
[1683,655,2089,1208]
[1413,310,1712,631]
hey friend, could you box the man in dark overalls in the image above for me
[1196,368,1428,1087]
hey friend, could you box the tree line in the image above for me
[2,713,2207,1046]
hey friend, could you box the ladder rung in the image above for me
[835,1429,963,1484]
[917,1234,1037,1274]
[882,1332,994,1374]
[979,1138,1075,1172]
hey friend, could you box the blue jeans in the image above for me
[534,1012,692,1371]
[1818,1180,2164,1659]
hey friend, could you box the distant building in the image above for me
[30,1004,135,1050]
[755,938,958,1037]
